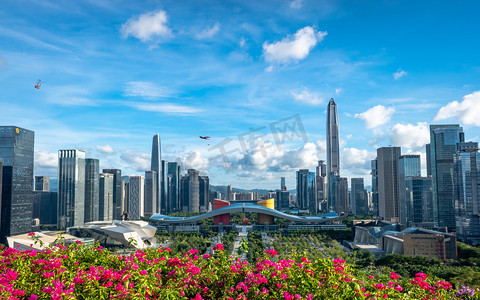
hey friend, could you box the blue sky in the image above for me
[1,0,480,190]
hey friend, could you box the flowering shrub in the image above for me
[0,241,474,299]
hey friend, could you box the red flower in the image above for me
[213,244,224,251]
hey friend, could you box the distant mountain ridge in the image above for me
[210,185,296,195]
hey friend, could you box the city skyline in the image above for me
[2,1,480,189]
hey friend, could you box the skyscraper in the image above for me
[351,178,367,216]
[99,173,114,221]
[128,176,144,219]
[398,155,421,225]
[84,159,99,223]
[58,149,85,230]
[371,158,379,216]
[326,98,340,175]
[315,160,327,212]
[430,124,464,230]
[34,176,50,192]
[199,175,210,211]
[167,162,181,212]
[336,177,349,214]
[102,169,122,220]
[377,146,401,222]
[180,169,209,213]
[144,170,157,217]
[151,134,162,213]
[405,177,433,226]
[281,177,286,191]
[0,126,34,240]
[296,169,316,212]
[454,142,480,243]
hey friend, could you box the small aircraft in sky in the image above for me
[199,136,210,140]
[34,79,42,89]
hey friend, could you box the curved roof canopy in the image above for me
[150,203,341,224]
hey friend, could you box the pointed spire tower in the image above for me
[326,98,340,176]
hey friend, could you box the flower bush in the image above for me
[0,241,474,299]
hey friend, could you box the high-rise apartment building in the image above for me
[167,162,181,213]
[85,159,99,223]
[58,149,85,230]
[351,178,368,216]
[144,171,157,217]
[296,169,316,212]
[315,160,327,212]
[377,147,401,222]
[398,155,421,225]
[128,176,144,219]
[430,124,464,230]
[102,169,122,220]
[99,173,114,221]
[34,176,50,192]
[454,142,480,244]
[0,127,34,240]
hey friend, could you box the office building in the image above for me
[151,134,162,213]
[0,127,34,240]
[326,98,340,175]
[336,177,349,214]
[34,176,50,192]
[454,142,480,244]
[58,149,85,230]
[98,173,113,221]
[398,155,421,225]
[128,176,144,219]
[316,160,327,211]
[371,158,379,216]
[102,169,122,220]
[227,185,234,201]
[180,169,210,213]
[276,190,290,211]
[426,143,432,177]
[430,124,464,230]
[351,178,368,216]
[199,175,210,211]
[281,177,286,191]
[167,162,181,213]
[405,177,433,226]
[144,171,157,217]
[33,191,57,225]
[377,147,401,222]
[296,169,316,213]
[84,159,99,223]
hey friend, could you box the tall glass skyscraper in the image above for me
[454,142,480,243]
[371,158,379,216]
[326,98,340,175]
[377,147,401,222]
[102,169,122,220]
[128,176,144,219]
[315,161,327,212]
[85,158,99,223]
[296,169,316,212]
[0,126,34,241]
[144,170,157,217]
[398,155,421,225]
[430,124,464,230]
[58,149,85,230]
[99,173,114,221]
[167,162,181,213]
[351,178,367,216]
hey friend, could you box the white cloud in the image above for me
[45,86,98,106]
[393,69,407,80]
[239,37,246,47]
[264,65,274,72]
[120,149,150,172]
[196,22,220,39]
[290,88,325,106]
[133,103,203,115]
[124,81,173,98]
[121,10,171,42]
[391,122,430,150]
[176,151,209,172]
[96,144,114,154]
[433,91,480,126]
[341,148,376,170]
[335,88,342,95]
[290,0,303,9]
[35,151,58,168]
[263,26,327,64]
[354,105,395,129]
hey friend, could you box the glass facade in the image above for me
[99,173,114,221]
[144,171,157,216]
[351,178,367,216]
[85,159,99,222]
[102,169,122,220]
[377,147,401,222]
[315,161,327,212]
[167,162,181,213]
[34,176,50,192]
[405,177,433,226]
[454,142,480,243]
[0,126,34,240]
[58,149,85,230]
[128,176,144,219]
[296,169,316,212]
[371,158,378,216]
[430,124,464,230]
[150,134,162,213]
[398,155,421,225]
[33,191,57,225]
